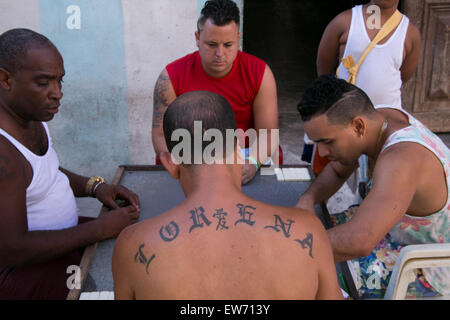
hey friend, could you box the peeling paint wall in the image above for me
[0,0,242,180]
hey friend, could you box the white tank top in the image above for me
[0,123,78,231]
[336,5,409,109]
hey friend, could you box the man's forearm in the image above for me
[303,163,349,204]
[0,220,102,267]
[59,167,90,197]
[327,222,371,262]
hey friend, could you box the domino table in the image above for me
[67,165,358,300]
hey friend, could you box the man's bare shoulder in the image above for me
[112,197,335,299]
[116,206,180,245]
[254,198,320,220]
[115,198,326,246]
[406,19,421,41]
[247,198,328,237]
[379,140,431,164]
[374,140,439,185]
[0,135,27,186]
[404,20,421,51]
[328,9,352,33]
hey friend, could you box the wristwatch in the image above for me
[85,176,106,196]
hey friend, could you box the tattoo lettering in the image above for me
[188,206,211,233]
[213,208,229,231]
[294,233,314,259]
[159,221,180,242]
[235,203,256,226]
[134,244,156,275]
[152,72,171,128]
[264,214,295,238]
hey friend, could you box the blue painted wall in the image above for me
[38,0,130,179]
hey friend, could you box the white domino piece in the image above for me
[280,168,312,181]
[99,291,115,300]
[274,168,284,181]
[80,291,115,300]
[295,167,311,181]
[282,168,296,181]
[79,292,100,300]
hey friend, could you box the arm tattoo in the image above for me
[152,72,172,129]
[135,243,156,275]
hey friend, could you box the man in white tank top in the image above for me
[0,29,140,299]
[302,0,422,173]
[317,0,421,106]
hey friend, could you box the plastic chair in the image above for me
[384,243,450,300]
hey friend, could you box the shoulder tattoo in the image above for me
[149,204,315,262]
[135,243,156,275]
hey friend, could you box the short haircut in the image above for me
[297,75,376,125]
[163,90,237,165]
[197,0,240,32]
[0,28,55,75]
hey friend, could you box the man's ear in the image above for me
[160,151,180,180]
[0,68,12,91]
[195,31,200,48]
[351,116,366,138]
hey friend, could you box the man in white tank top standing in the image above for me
[0,29,140,299]
[317,0,421,106]
[303,0,422,174]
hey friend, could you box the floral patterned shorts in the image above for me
[331,205,441,299]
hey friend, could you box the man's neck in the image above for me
[0,100,32,131]
[365,114,389,160]
[180,165,242,201]
[366,2,398,21]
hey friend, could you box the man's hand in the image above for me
[95,183,140,211]
[96,205,140,240]
[241,163,257,185]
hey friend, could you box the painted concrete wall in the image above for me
[0,0,242,181]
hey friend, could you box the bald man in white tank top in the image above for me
[0,29,140,299]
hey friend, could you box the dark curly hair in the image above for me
[197,0,240,32]
[297,74,376,125]
[0,28,55,75]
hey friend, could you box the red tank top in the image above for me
[166,51,266,132]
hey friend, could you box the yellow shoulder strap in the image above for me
[338,10,403,84]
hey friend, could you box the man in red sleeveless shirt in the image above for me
[151,0,280,184]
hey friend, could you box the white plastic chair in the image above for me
[384,243,450,300]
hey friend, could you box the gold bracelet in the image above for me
[85,176,105,196]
